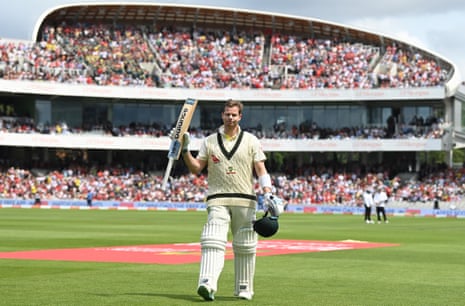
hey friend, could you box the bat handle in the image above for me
[161,158,175,190]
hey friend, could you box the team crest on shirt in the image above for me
[211,154,220,163]
[226,166,236,175]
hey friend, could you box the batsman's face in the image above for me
[222,106,241,127]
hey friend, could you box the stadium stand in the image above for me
[1,164,465,210]
[0,3,464,210]
[0,26,451,89]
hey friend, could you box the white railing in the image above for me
[0,132,442,152]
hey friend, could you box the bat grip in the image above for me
[161,158,175,190]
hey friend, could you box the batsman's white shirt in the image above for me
[197,126,266,208]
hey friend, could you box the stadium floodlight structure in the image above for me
[0,2,463,169]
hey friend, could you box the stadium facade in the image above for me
[0,2,464,176]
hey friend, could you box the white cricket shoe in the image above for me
[237,291,253,300]
[197,284,215,301]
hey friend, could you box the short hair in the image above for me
[224,99,243,114]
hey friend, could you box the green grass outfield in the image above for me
[1,208,464,306]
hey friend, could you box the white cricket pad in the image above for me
[232,228,257,297]
[198,222,228,292]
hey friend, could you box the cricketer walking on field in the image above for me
[363,187,375,224]
[177,99,282,301]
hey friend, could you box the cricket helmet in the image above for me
[253,214,279,237]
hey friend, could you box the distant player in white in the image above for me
[362,187,374,224]
[181,99,275,301]
[374,186,389,223]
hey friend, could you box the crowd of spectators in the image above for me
[1,163,464,210]
[0,22,457,209]
[0,112,446,140]
[0,24,450,139]
[270,35,379,89]
[0,22,450,89]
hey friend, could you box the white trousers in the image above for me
[198,205,257,295]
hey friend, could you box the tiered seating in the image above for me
[2,164,464,209]
[270,35,380,89]
[0,24,451,89]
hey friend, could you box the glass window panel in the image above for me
[113,104,125,126]
[402,106,416,125]
[137,104,151,125]
[252,106,274,132]
[313,107,324,128]
[336,106,350,128]
[382,107,391,127]
[52,100,82,129]
[301,105,313,124]
[241,105,263,130]
[35,100,51,126]
[147,105,166,128]
[113,104,138,127]
[200,104,222,130]
[323,105,337,128]
[417,106,431,123]
[351,105,366,128]
[274,106,288,133]
[298,105,314,133]
[286,106,302,130]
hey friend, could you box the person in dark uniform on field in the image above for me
[87,190,94,207]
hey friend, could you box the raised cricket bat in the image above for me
[162,98,198,190]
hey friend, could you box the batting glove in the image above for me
[169,128,190,151]
[168,127,176,139]
[264,193,284,217]
[182,133,190,151]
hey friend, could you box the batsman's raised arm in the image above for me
[180,133,207,174]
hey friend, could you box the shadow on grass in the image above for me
[94,292,239,303]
